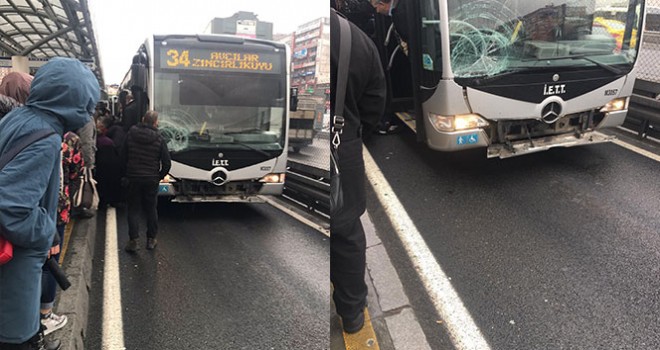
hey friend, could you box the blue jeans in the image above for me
[41,225,64,310]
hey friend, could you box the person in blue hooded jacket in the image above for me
[0,58,99,349]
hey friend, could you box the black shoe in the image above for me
[375,123,401,135]
[124,239,139,253]
[146,238,157,250]
[72,208,94,219]
[24,325,61,350]
[341,311,365,334]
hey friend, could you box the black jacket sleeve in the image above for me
[158,139,171,180]
[357,40,387,135]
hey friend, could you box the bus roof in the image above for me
[152,34,287,51]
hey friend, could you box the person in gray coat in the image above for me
[0,58,99,349]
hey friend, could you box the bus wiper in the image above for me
[524,55,623,75]
[471,68,529,85]
[230,141,273,158]
[224,129,263,135]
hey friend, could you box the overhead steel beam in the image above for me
[0,0,104,87]
[20,25,76,56]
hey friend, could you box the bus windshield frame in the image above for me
[434,0,645,82]
[152,38,288,154]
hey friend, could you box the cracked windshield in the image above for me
[429,0,644,79]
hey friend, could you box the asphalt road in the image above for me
[364,130,660,350]
[84,202,329,350]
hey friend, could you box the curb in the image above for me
[362,212,432,350]
[54,216,98,350]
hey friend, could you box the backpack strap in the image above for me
[0,129,57,171]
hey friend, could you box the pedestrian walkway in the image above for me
[331,213,432,350]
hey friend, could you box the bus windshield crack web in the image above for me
[159,109,196,152]
[449,0,519,78]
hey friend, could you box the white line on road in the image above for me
[102,207,126,350]
[363,149,492,350]
[609,138,660,163]
[262,196,330,237]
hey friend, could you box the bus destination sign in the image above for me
[160,48,281,74]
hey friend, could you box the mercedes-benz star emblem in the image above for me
[552,74,560,82]
[211,170,228,186]
[541,102,562,124]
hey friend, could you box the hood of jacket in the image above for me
[26,57,99,133]
[130,124,161,145]
[0,72,33,104]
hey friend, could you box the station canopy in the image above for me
[0,0,104,87]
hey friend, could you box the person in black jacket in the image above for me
[121,110,171,251]
[330,6,386,334]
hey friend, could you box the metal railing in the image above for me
[284,128,330,217]
[628,3,660,139]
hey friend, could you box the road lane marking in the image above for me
[609,138,660,163]
[343,308,380,350]
[363,148,492,350]
[262,196,330,237]
[102,207,126,350]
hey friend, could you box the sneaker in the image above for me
[41,312,67,336]
[341,310,365,334]
[146,238,157,250]
[124,239,139,253]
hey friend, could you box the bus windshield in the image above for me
[444,0,643,79]
[153,42,286,153]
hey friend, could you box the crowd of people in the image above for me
[0,58,170,350]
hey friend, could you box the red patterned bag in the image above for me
[0,234,12,265]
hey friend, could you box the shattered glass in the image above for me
[449,1,520,77]
[445,0,643,79]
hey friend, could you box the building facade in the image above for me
[287,17,330,98]
[204,12,273,40]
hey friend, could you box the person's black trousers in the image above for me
[331,218,367,320]
[126,178,159,240]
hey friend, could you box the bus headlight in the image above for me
[428,113,489,132]
[600,97,628,113]
[260,173,286,183]
[162,174,176,183]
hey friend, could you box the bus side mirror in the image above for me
[130,51,148,90]
[290,87,298,112]
[131,63,147,91]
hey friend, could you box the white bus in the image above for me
[378,0,647,158]
[122,34,293,202]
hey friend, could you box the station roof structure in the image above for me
[0,0,104,87]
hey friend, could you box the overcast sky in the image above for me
[88,0,328,85]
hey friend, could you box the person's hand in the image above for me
[48,244,61,259]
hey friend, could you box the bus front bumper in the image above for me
[157,182,284,203]
[487,131,614,158]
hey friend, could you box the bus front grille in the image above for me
[175,180,264,196]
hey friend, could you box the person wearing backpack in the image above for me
[0,58,99,350]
